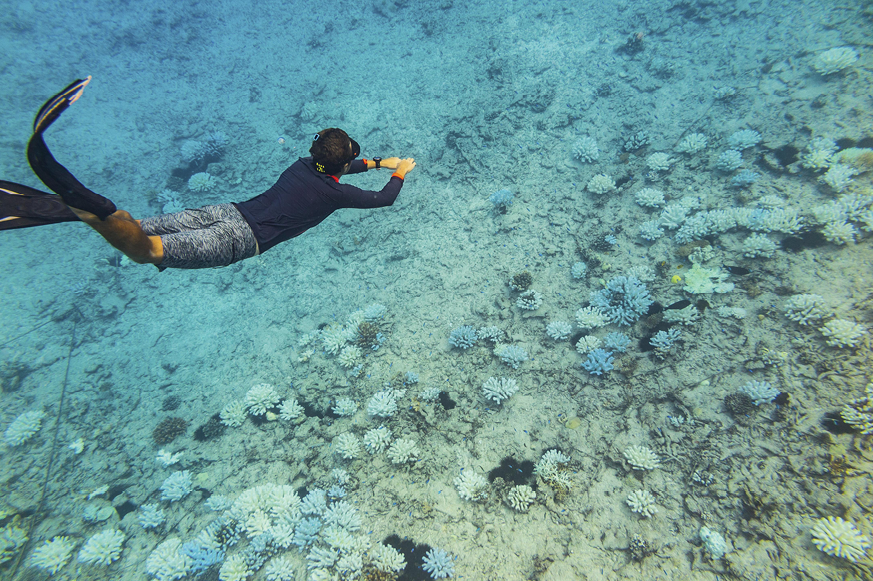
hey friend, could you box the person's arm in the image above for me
[333,158,416,209]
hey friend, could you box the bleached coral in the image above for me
[481,376,519,404]
[821,318,866,348]
[727,129,761,150]
[570,261,587,279]
[321,325,349,355]
[279,398,304,420]
[367,389,404,418]
[802,137,838,170]
[265,555,296,581]
[338,346,363,369]
[138,503,166,529]
[575,306,609,329]
[700,527,729,559]
[332,398,357,417]
[515,289,543,310]
[572,136,600,163]
[820,163,857,193]
[220,400,246,427]
[784,294,829,325]
[659,204,689,229]
[822,220,856,245]
[715,150,743,171]
[676,133,707,154]
[363,425,392,454]
[387,438,420,464]
[156,449,183,467]
[245,383,281,415]
[146,538,192,581]
[841,382,873,435]
[77,529,124,566]
[739,380,780,405]
[623,445,659,470]
[219,553,250,581]
[663,305,699,326]
[683,263,733,294]
[371,542,406,573]
[634,188,665,208]
[810,516,870,562]
[546,321,573,340]
[813,47,859,75]
[742,233,777,258]
[646,152,675,172]
[454,470,489,502]
[333,433,362,459]
[575,335,602,355]
[188,172,215,193]
[507,485,536,512]
[534,449,572,489]
[626,489,657,518]
[30,536,75,575]
[4,410,45,446]
[639,220,665,241]
[160,471,193,502]
[587,173,616,195]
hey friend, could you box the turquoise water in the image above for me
[1,1,871,579]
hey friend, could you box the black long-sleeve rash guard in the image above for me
[233,157,403,254]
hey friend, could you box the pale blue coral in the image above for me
[582,349,614,375]
[589,276,653,326]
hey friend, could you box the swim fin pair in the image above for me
[0,76,117,231]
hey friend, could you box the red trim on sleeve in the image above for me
[329,175,339,183]
[362,158,369,167]
[391,173,404,180]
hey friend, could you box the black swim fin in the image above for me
[26,76,117,220]
[0,181,79,230]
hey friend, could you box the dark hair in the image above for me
[310,128,352,174]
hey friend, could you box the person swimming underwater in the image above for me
[1,77,416,270]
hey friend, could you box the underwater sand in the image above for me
[1,0,872,580]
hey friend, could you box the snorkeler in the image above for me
[0,77,416,270]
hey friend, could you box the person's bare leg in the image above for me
[68,207,163,265]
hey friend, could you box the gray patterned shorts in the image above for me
[140,204,259,270]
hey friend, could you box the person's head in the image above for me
[310,128,359,175]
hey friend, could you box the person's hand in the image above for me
[379,157,401,169]
[395,158,416,178]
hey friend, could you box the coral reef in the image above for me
[582,348,614,375]
[589,276,653,326]
[506,484,536,512]
[29,536,74,575]
[546,321,573,340]
[810,516,871,562]
[160,471,193,502]
[4,410,45,446]
[572,136,600,162]
[510,271,532,291]
[77,529,125,566]
[739,380,780,405]
[515,289,542,310]
[587,174,616,195]
[496,344,528,369]
[153,417,189,445]
[245,383,281,415]
[449,326,478,349]
[481,376,519,404]
[813,47,858,75]
[489,188,514,212]
[387,438,420,464]
[626,489,657,518]
[422,547,455,579]
[821,318,866,348]
[454,470,489,502]
[623,445,659,470]
[699,527,728,559]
